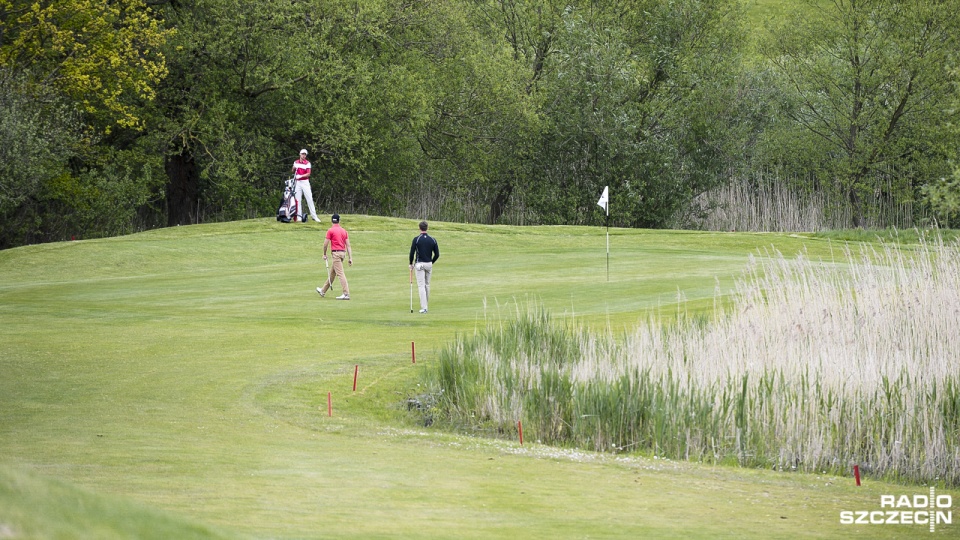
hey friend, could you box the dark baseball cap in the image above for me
[331,214,340,223]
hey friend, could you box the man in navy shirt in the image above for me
[409,221,439,313]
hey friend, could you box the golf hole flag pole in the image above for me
[597,186,609,281]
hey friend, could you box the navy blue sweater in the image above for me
[409,233,439,264]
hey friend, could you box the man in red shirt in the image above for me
[317,214,353,300]
[291,149,321,223]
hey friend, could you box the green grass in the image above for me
[813,227,960,245]
[0,464,234,539]
[1,216,955,538]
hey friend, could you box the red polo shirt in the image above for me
[326,224,348,251]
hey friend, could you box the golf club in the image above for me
[409,265,414,313]
[317,257,332,296]
[325,257,332,289]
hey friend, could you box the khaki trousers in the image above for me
[321,251,349,296]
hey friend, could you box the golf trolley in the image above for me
[276,176,306,223]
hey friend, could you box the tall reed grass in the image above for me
[683,173,924,232]
[425,238,960,485]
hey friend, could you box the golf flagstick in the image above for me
[597,186,609,282]
[409,265,414,313]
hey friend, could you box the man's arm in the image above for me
[322,238,330,258]
[346,238,353,266]
[432,238,440,263]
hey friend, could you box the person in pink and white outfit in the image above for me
[291,149,321,223]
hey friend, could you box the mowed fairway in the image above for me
[1,217,954,539]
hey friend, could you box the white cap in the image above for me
[299,149,308,155]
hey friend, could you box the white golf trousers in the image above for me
[415,262,433,310]
[294,180,318,221]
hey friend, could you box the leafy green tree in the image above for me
[415,0,541,223]
[762,0,960,227]
[920,65,960,227]
[0,0,171,246]
[150,0,308,225]
[921,169,960,228]
[151,0,453,225]
[455,1,560,223]
[525,10,639,224]
[510,1,743,227]
[0,0,171,131]
[614,0,745,228]
[0,71,79,247]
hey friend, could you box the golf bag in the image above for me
[276,177,300,222]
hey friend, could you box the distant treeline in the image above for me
[2,0,959,247]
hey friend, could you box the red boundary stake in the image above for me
[327,392,332,417]
[517,420,524,446]
[353,365,359,391]
[411,341,416,364]
[853,465,861,486]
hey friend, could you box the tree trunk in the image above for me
[848,180,864,228]
[489,181,512,224]
[165,152,199,227]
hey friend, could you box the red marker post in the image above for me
[411,341,416,364]
[517,420,524,446]
[353,365,359,391]
[853,465,861,486]
[327,392,332,417]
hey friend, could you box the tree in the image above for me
[510,0,743,227]
[0,0,171,131]
[0,70,79,247]
[763,0,960,227]
[920,64,960,227]
[148,0,311,225]
[0,0,171,247]
[416,0,541,223]
[151,0,454,225]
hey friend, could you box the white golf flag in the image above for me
[597,186,609,215]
